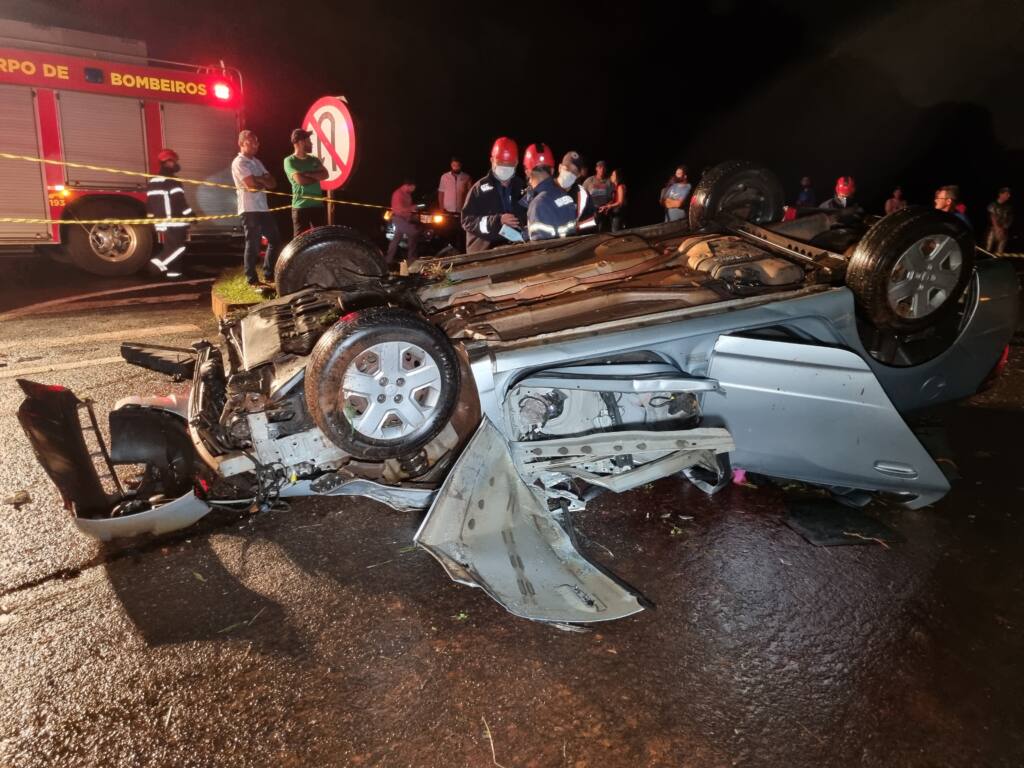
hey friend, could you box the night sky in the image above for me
[3,0,1023,230]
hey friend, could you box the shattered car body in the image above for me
[18,162,1019,624]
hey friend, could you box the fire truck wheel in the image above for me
[65,200,154,276]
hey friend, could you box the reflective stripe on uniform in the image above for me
[479,217,489,234]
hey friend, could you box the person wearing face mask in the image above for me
[461,137,527,253]
[525,164,578,241]
[557,151,597,234]
[146,148,192,278]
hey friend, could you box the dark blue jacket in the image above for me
[461,171,527,253]
[527,177,578,241]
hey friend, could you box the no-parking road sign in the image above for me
[302,95,357,191]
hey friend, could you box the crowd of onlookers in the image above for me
[146,126,1019,283]
[787,175,1014,254]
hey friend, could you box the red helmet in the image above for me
[490,137,518,165]
[523,143,555,173]
[835,175,855,197]
[157,148,179,164]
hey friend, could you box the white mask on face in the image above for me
[557,169,577,189]
[492,164,515,182]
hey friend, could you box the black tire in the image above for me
[274,225,385,295]
[64,199,153,276]
[846,207,975,334]
[688,161,785,230]
[305,307,460,461]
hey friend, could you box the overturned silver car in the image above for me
[18,162,1018,624]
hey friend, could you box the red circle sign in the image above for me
[302,96,357,191]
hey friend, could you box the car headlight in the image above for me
[383,210,392,221]
[432,214,445,225]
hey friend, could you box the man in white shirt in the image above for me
[231,130,283,286]
[437,157,472,213]
[438,157,472,251]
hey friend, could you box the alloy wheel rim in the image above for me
[341,341,443,440]
[887,235,963,319]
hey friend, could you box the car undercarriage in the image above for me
[17,162,1019,624]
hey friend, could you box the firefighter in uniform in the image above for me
[521,142,557,208]
[526,164,578,241]
[461,137,527,253]
[146,148,192,278]
[557,151,597,235]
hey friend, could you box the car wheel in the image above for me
[274,225,386,294]
[65,200,153,276]
[845,207,975,334]
[305,307,460,461]
[688,161,785,230]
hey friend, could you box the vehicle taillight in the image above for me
[213,82,232,101]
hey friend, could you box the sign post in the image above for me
[302,95,357,227]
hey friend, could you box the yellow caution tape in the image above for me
[0,151,389,210]
[0,205,293,226]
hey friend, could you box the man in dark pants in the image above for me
[231,129,283,286]
[386,178,419,271]
[146,148,191,279]
[284,128,328,238]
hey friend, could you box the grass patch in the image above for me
[212,268,274,305]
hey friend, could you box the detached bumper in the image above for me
[16,379,210,541]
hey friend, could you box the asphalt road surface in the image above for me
[1,255,1022,767]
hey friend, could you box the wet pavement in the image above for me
[0,255,1022,767]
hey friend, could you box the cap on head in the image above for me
[523,143,555,174]
[157,148,179,164]
[491,137,518,165]
[561,151,583,174]
[290,128,312,144]
[835,176,855,197]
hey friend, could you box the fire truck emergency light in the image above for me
[212,82,232,101]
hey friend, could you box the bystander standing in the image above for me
[795,176,816,207]
[283,128,328,238]
[660,166,691,222]
[231,130,283,286]
[387,178,419,270]
[583,161,616,232]
[986,187,1013,254]
[438,157,472,251]
[884,186,907,215]
[603,169,627,232]
[935,185,971,227]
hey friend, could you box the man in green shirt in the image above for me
[283,128,329,237]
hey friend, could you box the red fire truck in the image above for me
[0,19,244,275]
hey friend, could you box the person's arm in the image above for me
[461,184,505,241]
[295,157,329,184]
[437,177,446,210]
